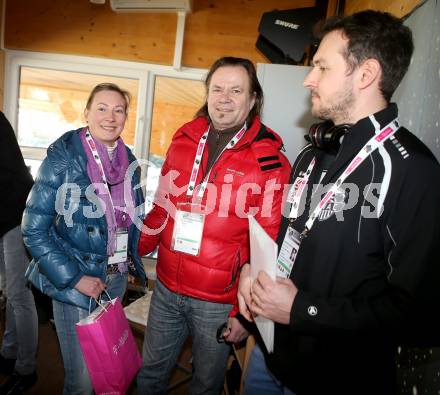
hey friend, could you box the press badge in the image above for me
[108,228,128,265]
[171,203,205,256]
[276,226,301,278]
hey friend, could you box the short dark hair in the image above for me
[85,82,131,113]
[195,57,263,124]
[318,10,414,102]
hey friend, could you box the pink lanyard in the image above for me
[186,124,247,199]
[288,116,399,236]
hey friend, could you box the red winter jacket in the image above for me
[139,116,291,312]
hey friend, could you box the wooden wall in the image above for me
[2,1,424,70]
[0,0,423,112]
[344,0,422,17]
[4,0,423,71]
[4,0,315,69]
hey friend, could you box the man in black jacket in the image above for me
[238,10,440,395]
[0,112,38,393]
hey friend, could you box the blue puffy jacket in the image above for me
[22,129,146,309]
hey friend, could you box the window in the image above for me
[144,76,205,211]
[3,50,207,193]
[17,67,139,177]
[17,67,139,148]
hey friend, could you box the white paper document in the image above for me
[248,216,278,353]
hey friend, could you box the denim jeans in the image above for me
[0,225,38,375]
[137,279,232,395]
[244,344,296,395]
[53,271,128,395]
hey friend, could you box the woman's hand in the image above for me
[74,275,106,299]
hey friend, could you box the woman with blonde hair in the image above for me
[22,83,146,394]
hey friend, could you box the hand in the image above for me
[237,264,253,321]
[128,274,136,284]
[74,275,106,299]
[223,316,249,344]
[250,271,297,325]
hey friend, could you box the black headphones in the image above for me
[305,121,352,154]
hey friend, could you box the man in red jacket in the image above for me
[137,57,291,394]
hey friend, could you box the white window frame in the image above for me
[3,49,207,162]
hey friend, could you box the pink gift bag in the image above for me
[76,297,142,395]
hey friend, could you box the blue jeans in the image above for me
[244,344,296,395]
[53,272,128,395]
[0,225,38,375]
[137,279,232,395]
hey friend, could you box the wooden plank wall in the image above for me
[344,0,422,17]
[0,0,423,111]
[4,0,315,69]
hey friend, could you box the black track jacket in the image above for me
[266,104,440,395]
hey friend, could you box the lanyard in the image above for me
[84,129,117,209]
[289,117,399,235]
[186,124,247,199]
[289,157,316,219]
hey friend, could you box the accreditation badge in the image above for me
[108,227,128,265]
[171,202,205,256]
[276,226,301,278]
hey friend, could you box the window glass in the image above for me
[17,66,139,175]
[24,158,43,180]
[144,76,205,212]
[16,66,206,232]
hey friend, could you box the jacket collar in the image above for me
[320,103,399,184]
[51,128,137,176]
[176,115,283,151]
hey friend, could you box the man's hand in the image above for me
[74,275,106,299]
[250,271,297,325]
[237,263,253,321]
[222,316,249,344]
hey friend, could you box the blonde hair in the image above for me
[85,83,131,113]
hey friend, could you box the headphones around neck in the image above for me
[305,121,352,154]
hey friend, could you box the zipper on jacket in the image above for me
[224,250,240,292]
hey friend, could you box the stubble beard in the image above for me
[312,83,355,125]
